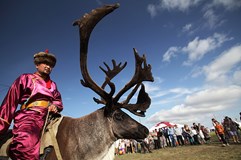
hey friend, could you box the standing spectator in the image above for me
[152,129,159,149]
[119,139,126,155]
[156,128,162,149]
[222,118,231,144]
[183,124,194,145]
[125,139,132,154]
[193,123,199,133]
[140,138,152,154]
[147,134,154,150]
[190,127,201,145]
[214,121,229,146]
[240,112,241,121]
[158,128,166,148]
[200,125,211,143]
[163,127,171,147]
[174,125,184,146]
[168,126,176,147]
[181,127,189,145]
[198,124,206,144]
[114,139,121,155]
[223,116,240,143]
[131,139,138,153]
[212,118,221,141]
[235,121,241,140]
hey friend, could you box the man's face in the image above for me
[36,63,53,75]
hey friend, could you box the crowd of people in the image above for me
[148,122,211,150]
[114,122,211,155]
[114,114,241,156]
[212,116,240,147]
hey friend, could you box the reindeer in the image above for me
[0,3,153,160]
[47,3,154,160]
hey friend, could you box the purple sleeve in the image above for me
[0,75,26,134]
[51,82,63,112]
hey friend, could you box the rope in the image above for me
[41,109,50,138]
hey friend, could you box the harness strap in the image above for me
[41,109,50,138]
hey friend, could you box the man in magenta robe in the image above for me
[0,50,63,160]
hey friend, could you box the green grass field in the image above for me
[114,132,241,160]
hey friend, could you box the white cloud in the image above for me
[183,33,231,65]
[148,103,218,125]
[163,33,231,64]
[203,44,241,84]
[144,82,161,93]
[203,8,221,29]
[162,47,179,62]
[147,0,241,30]
[158,0,201,12]
[149,86,197,105]
[144,76,167,100]
[202,0,241,29]
[169,87,193,95]
[233,70,241,85]
[190,66,203,78]
[185,86,241,107]
[212,0,241,10]
[147,85,241,127]
[147,0,201,17]
[182,23,192,32]
[147,4,158,18]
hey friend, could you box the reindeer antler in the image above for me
[111,48,153,117]
[74,3,154,117]
[73,4,119,102]
[100,60,127,89]
[93,60,127,105]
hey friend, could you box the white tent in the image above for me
[149,121,184,132]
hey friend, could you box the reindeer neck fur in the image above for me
[55,108,116,160]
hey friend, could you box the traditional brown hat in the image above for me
[33,49,56,67]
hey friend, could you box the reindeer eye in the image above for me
[114,112,124,121]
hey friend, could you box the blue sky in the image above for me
[1,0,241,129]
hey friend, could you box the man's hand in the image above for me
[48,104,58,113]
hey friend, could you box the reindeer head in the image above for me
[74,3,154,140]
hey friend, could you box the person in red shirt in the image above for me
[214,121,229,146]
